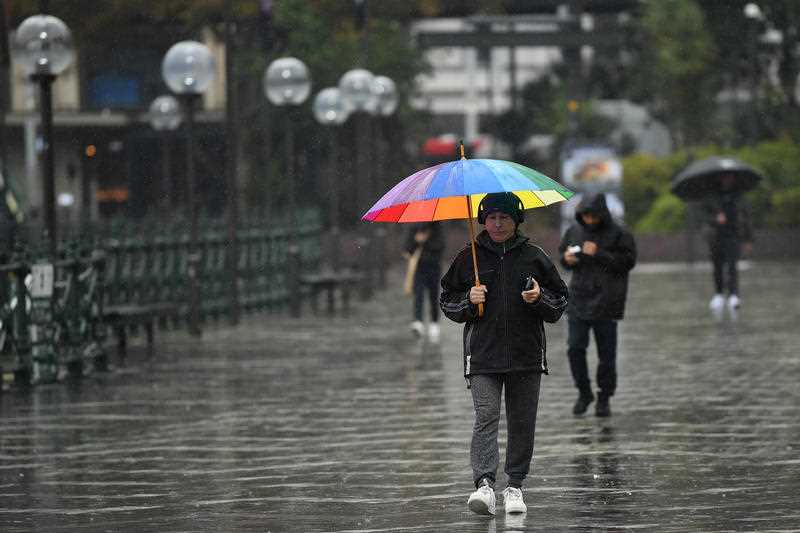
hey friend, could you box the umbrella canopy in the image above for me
[362,150,574,317]
[362,158,574,222]
[671,156,762,201]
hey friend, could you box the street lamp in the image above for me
[12,14,74,256]
[313,87,349,272]
[743,3,765,143]
[371,75,398,117]
[339,68,378,115]
[148,95,182,213]
[743,3,763,20]
[162,40,216,336]
[264,57,311,318]
[369,75,398,288]
[339,68,378,297]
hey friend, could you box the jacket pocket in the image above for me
[571,272,600,297]
[507,318,543,368]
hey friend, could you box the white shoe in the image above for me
[728,294,740,310]
[410,321,424,337]
[428,322,440,342]
[505,511,526,529]
[709,294,725,312]
[468,479,496,515]
[502,486,527,514]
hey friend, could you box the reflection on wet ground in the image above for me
[1,262,799,531]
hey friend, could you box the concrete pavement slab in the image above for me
[1,261,799,531]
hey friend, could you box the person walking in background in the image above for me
[702,173,753,312]
[559,192,636,418]
[404,222,445,341]
[440,192,568,516]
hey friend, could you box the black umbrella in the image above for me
[671,156,763,201]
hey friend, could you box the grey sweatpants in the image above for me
[470,372,542,489]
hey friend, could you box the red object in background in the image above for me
[422,135,481,157]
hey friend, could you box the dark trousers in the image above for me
[413,266,440,322]
[710,239,739,295]
[469,372,542,489]
[567,316,618,399]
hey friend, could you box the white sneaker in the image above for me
[410,321,424,337]
[468,479,496,515]
[709,294,725,312]
[728,294,740,310]
[428,322,440,342]
[502,486,527,514]
[505,512,526,529]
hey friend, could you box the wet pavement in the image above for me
[2,261,800,532]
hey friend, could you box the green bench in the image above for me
[103,302,177,357]
[299,270,363,315]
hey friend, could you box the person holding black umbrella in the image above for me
[671,157,760,312]
[702,173,754,312]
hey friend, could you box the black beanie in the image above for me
[477,192,524,224]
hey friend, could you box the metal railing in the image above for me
[0,210,323,387]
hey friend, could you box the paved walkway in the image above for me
[1,261,799,532]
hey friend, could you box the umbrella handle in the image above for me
[474,280,484,318]
[465,193,484,318]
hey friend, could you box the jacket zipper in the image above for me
[465,321,475,375]
[500,243,510,368]
[539,320,547,373]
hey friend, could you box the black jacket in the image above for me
[404,222,445,273]
[440,230,568,378]
[558,193,637,321]
[701,193,754,244]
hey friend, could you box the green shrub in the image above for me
[769,187,800,228]
[635,193,687,233]
[621,154,671,226]
[624,137,800,231]
[738,139,800,190]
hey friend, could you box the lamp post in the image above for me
[162,40,216,337]
[312,87,349,272]
[12,15,74,257]
[264,57,311,318]
[339,68,378,298]
[743,3,765,143]
[370,75,398,198]
[148,95,182,213]
[369,75,398,289]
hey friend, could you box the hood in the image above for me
[575,192,612,227]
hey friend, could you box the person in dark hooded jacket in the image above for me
[558,192,636,417]
[440,192,568,516]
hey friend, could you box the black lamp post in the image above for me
[12,14,74,257]
[368,75,398,289]
[339,68,378,298]
[148,95,182,213]
[264,57,311,318]
[162,40,216,337]
[312,87,350,272]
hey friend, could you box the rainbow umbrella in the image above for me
[363,143,574,315]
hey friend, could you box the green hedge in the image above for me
[635,194,687,233]
[769,187,800,227]
[622,138,800,232]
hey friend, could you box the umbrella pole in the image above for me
[465,195,484,317]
